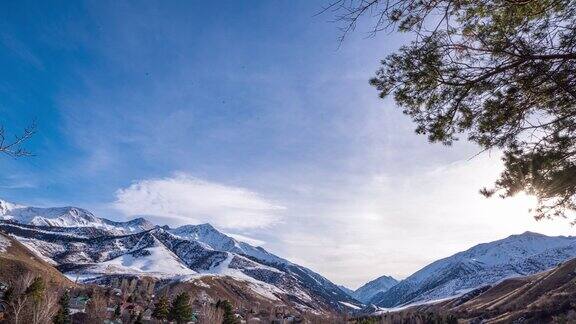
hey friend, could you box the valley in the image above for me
[1,198,576,323]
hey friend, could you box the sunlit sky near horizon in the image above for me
[1,1,575,288]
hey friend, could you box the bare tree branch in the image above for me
[0,122,36,158]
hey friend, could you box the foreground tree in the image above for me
[25,277,45,303]
[30,290,58,324]
[152,294,170,321]
[219,300,238,324]
[169,292,193,324]
[326,0,576,219]
[53,291,71,324]
[4,272,35,324]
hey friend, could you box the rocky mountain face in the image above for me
[352,275,398,303]
[0,199,360,313]
[370,232,576,308]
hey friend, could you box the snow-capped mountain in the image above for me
[0,199,360,312]
[0,199,155,234]
[371,232,576,308]
[352,275,398,303]
[168,223,287,265]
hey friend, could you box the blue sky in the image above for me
[1,0,574,287]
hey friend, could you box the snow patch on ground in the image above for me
[375,296,457,315]
[339,301,361,310]
[246,280,281,300]
[91,245,196,276]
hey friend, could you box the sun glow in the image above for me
[483,192,574,237]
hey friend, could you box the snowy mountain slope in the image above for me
[352,275,398,303]
[0,218,360,312]
[169,223,288,265]
[84,236,197,276]
[371,232,576,308]
[0,199,155,234]
[396,257,576,323]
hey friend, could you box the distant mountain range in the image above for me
[397,256,576,322]
[350,275,399,303]
[3,198,576,315]
[0,199,359,313]
[0,199,155,234]
[369,231,576,308]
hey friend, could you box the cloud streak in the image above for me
[263,153,575,288]
[113,173,284,229]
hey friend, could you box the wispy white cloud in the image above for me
[113,173,284,229]
[0,173,38,189]
[264,153,575,288]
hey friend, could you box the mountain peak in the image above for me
[352,274,399,303]
[196,223,218,230]
[124,217,154,226]
[172,223,218,232]
[0,199,23,214]
[516,231,547,237]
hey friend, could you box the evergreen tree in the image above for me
[328,0,576,220]
[25,277,45,303]
[152,294,170,321]
[169,292,192,324]
[53,291,71,324]
[220,300,238,324]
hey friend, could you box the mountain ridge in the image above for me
[0,199,156,234]
[352,274,399,303]
[370,231,576,308]
[0,198,361,313]
[4,198,576,314]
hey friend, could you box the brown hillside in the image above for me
[381,258,576,323]
[0,230,74,288]
[410,258,576,323]
[454,258,576,323]
[158,275,337,315]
